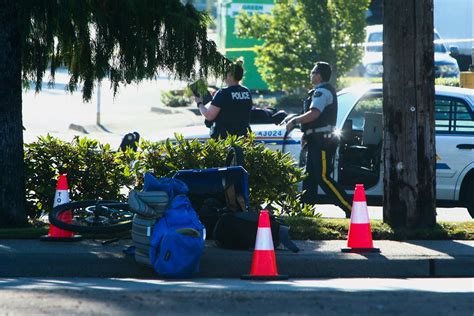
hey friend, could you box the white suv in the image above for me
[360,24,460,78]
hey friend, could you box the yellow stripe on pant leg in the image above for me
[321,150,352,211]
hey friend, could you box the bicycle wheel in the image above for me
[49,200,133,234]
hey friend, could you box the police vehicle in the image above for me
[153,84,474,218]
[333,84,474,218]
[152,107,304,163]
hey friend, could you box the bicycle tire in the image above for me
[49,200,133,234]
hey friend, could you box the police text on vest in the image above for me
[231,92,251,100]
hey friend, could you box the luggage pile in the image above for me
[128,174,205,278]
[128,147,298,278]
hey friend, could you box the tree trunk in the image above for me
[0,1,26,227]
[383,0,436,229]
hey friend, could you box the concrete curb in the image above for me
[0,240,472,278]
[68,123,89,134]
[201,247,474,278]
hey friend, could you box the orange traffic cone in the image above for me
[241,210,288,280]
[342,184,379,253]
[40,174,82,242]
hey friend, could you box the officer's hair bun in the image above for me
[234,58,244,66]
[228,58,245,81]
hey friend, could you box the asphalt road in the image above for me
[0,278,472,315]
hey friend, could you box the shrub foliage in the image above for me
[24,134,304,218]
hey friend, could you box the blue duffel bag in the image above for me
[147,174,205,278]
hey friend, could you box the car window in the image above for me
[337,90,369,127]
[367,32,383,52]
[368,32,382,42]
[435,96,474,134]
[346,93,383,130]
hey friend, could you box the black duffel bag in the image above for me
[213,211,299,252]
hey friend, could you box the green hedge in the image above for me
[336,76,460,90]
[24,135,137,218]
[160,90,190,107]
[24,134,304,219]
[435,77,460,87]
[275,76,461,110]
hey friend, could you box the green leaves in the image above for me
[24,135,136,218]
[24,134,304,218]
[235,0,370,92]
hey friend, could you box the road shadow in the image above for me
[97,123,112,133]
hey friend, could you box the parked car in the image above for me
[360,24,460,78]
[153,85,474,217]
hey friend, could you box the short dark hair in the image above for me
[228,60,244,81]
[314,62,332,82]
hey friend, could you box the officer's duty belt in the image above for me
[304,128,333,138]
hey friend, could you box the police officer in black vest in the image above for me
[286,62,351,218]
[195,60,252,139]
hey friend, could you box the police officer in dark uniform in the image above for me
[286,62,351,218]
[194,61,252,139]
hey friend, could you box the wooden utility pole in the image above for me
[383,0,437,228]
[0,1,26,227]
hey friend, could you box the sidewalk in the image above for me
[0,239,472,278]
[22,73,201,148]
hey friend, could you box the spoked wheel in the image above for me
[49,200,133,234]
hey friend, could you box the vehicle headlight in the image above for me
[365,64,383,75]
[438,64,459,74]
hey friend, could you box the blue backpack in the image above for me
[147,175,205,278]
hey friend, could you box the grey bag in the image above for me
[132,214,159,266]
[128,190,169,217]
[128,189,169,265]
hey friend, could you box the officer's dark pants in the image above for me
[302,134,352,217]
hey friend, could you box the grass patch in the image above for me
[0,218,472,241]
[0,225,130,240]
[281,216,473,241]
[0,226,49,239]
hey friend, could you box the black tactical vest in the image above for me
[301,83,337,132]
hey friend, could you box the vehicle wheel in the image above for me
[225,145,244,167]
[465,178,474,219]
[49,200,133,234]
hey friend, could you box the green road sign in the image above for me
[217,0,274,91]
